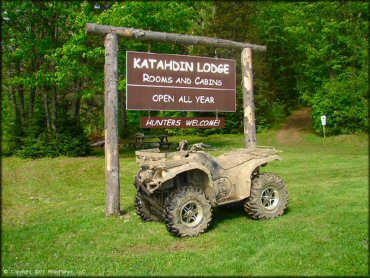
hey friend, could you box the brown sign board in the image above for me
[141,117,225,128]
[126,51,236,112]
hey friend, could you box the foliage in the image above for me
[2,117,24,156]
[252,2,368,132]
[311,70,368,135]
[275,2,368,134]
[2,1,368,158]
[18,111,91,158]
[18,131,91,158]
[197,1,368,132]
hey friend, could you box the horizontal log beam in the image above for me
[86,23,266,51]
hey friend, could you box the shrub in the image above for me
[311,70,368,135]
[2,117,24,156]
[18,113,91,158]
[18,131,91,159]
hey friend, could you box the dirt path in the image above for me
[276,107,312,144]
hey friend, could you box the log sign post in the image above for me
[86,23,266,216]
[104,33,120,216]
[241,48,256,149]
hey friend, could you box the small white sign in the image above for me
[321,115,327,126]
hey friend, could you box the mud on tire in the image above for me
[165,186,212,237]
[135,191,162,222]
[244,173,289,220]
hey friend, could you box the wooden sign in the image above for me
[126,51,236,112]
[141,117,225,128]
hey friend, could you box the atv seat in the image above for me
[214,148,280,170]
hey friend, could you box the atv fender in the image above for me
[156,162,217,205]
[233,154,282,201]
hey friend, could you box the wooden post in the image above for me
[86,23,267,218]
[241,48,257,149]
[323,125,326,138]
[86,23,267,51]
[104,33,121,215]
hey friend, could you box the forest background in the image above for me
[2,1,368,158]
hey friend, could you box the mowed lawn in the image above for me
[2,132,368,276]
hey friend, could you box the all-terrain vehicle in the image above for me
[134,142,289,237]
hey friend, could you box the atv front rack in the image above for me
[136,148,165,160]
[135,148,186,169]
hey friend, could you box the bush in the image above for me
[18,131,91,159]
[311,70,368,135]
[255,97,289,132]
[18,114,91,159]
[18,134,58,158]
[2,117,24,156]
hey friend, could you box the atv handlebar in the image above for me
[185,143,211,155]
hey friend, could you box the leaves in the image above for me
[2,1,368,157]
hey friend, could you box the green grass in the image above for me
[2,132,368,276]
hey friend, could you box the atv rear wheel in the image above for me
[165,186,212,237]
[135,191,162,222]
[244,173,288,220]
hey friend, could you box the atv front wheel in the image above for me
[135,191,162,222]
[165,186,212,237]
[244,173,289,220]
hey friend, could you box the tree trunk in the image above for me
[72,81,82,121]
[51,80,58,129]
[42,89,52,133]
[28,58,38,125]
[18,85,26,123]
[104,33,121,216]
[10,86,20,119]
[241,48,257,149]
[17,62,25,124]
[28,87,36,124]
[73,96,81,120]
[50,9,58,132]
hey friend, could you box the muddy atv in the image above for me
[134,143,288,237]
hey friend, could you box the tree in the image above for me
[2,0,92,156]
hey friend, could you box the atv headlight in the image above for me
[161,170,167,178]
[155,169,169,180]
[154,169,164,179]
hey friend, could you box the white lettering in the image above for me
[142,74,173,84]
[197,62,230,74]
[148,59,157,68]
[194,77,222,86]
[134,58,230,74]
[157,60,164,70]
[178,95,193,103]
[145,118,182,127]
[134,58,141,69]
[141,59,149,69]
[195,96,215,104]
[180,61,193,72]
[224,64,230,74]
[172,61,180,71]
[164,60,172,70]
[176,77,192,85]
[152,94,175,103]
